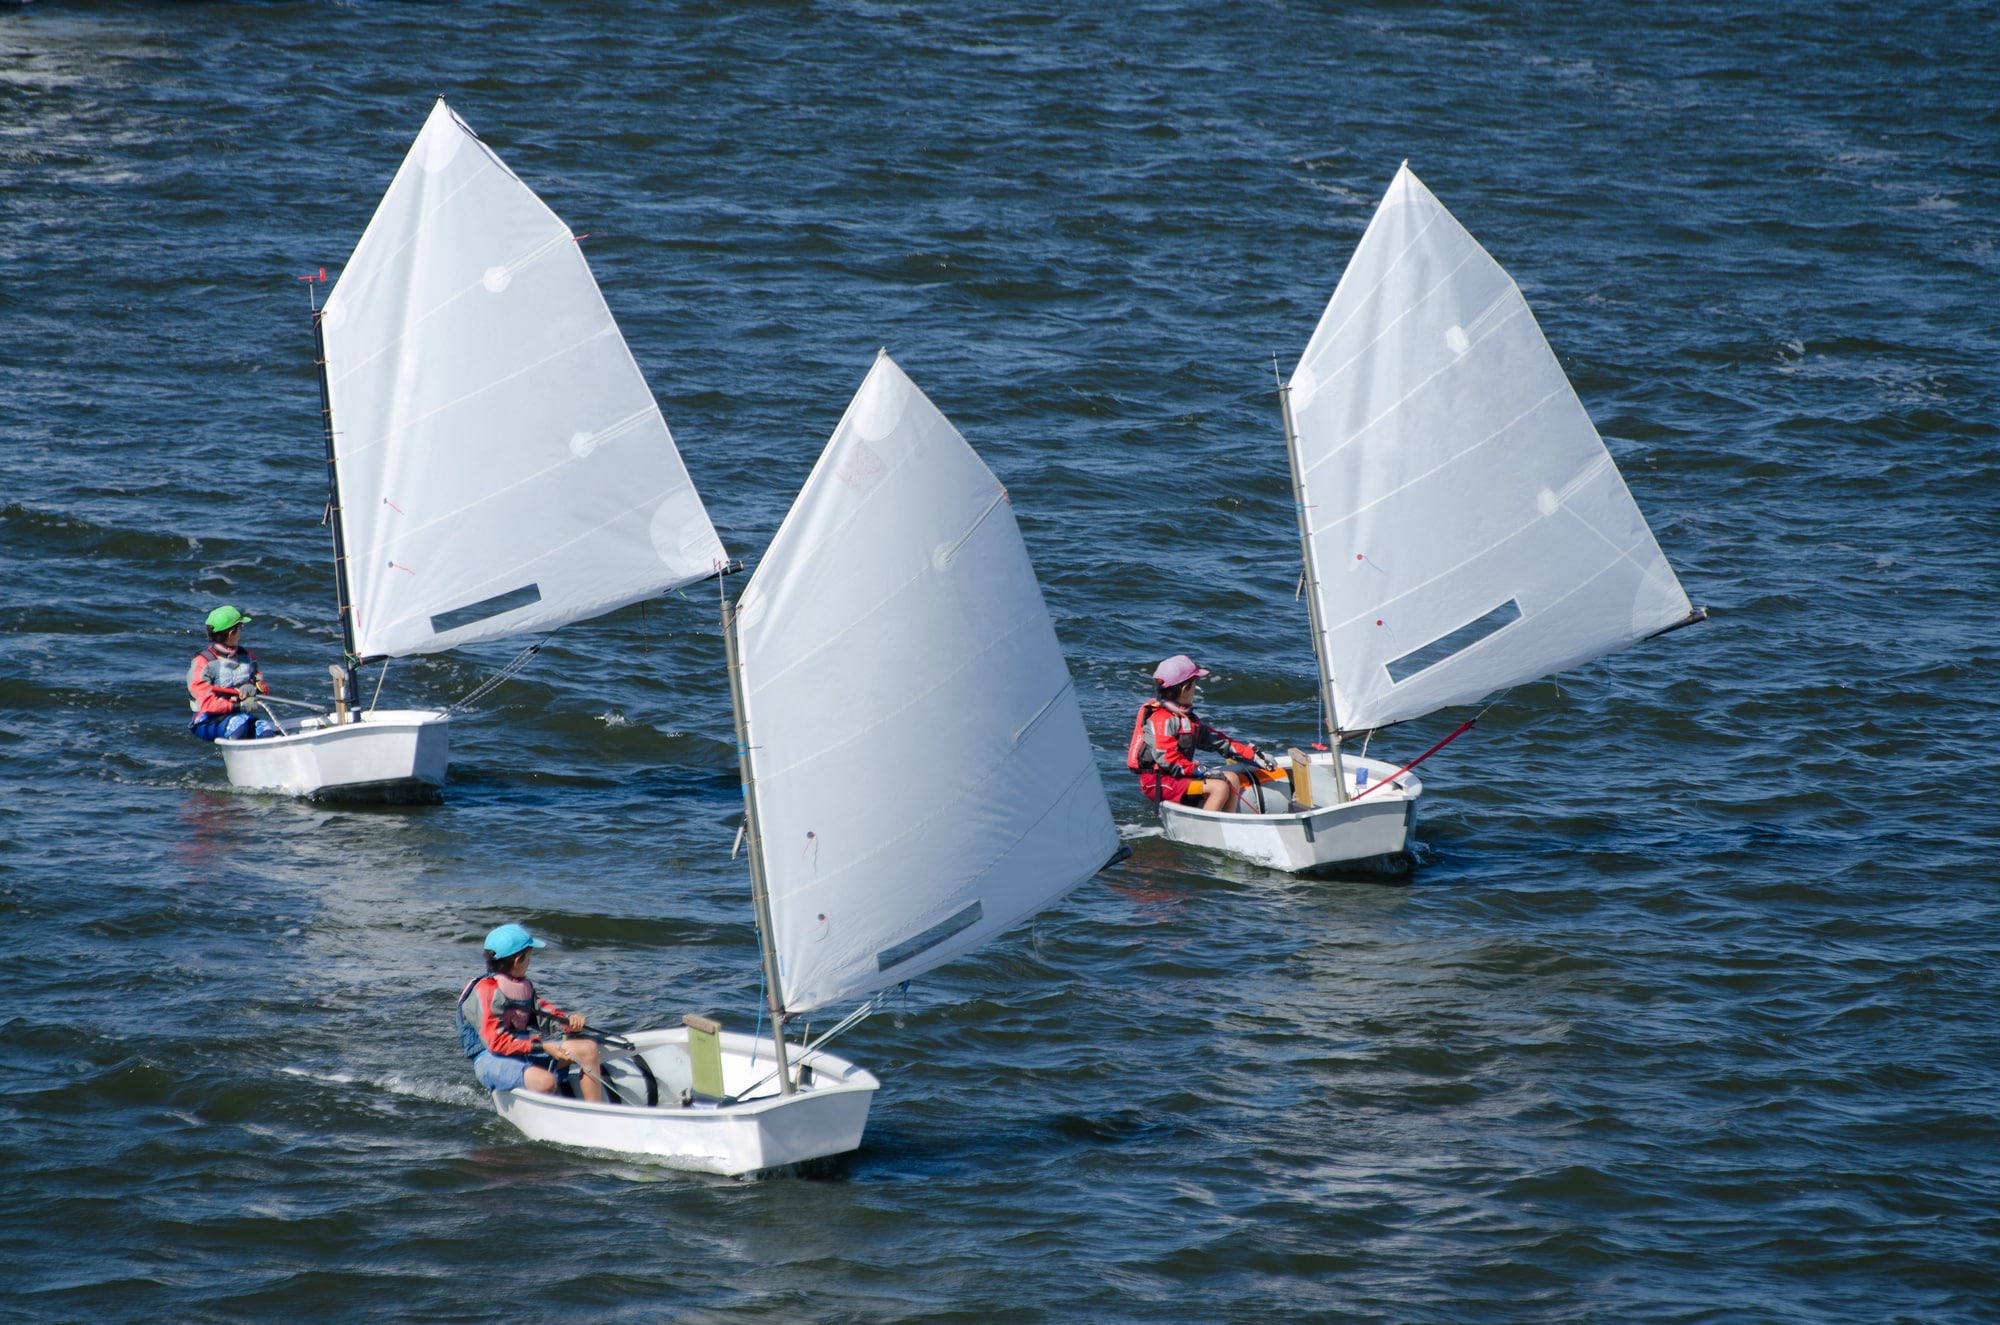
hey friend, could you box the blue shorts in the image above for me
[473,1050,560,1092]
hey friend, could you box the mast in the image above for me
[1276,362,1349,803]
[720,584,794,1096]
[311,295,361,719]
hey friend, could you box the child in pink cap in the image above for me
[1125,655,1270,811]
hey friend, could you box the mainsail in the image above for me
[318,99,726,660]
[1288,163,1693,733]
[734,352,1118,1014]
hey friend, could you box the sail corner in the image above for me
[1644,606,1709,641]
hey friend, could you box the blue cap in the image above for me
[483,923,546,960]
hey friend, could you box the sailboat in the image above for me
[218,100,727,798]
[487,351,1124,1175]
[1156,163,1704,872]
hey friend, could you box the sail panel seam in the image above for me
[1300,202,1447,367]
[1299,289,1523,486]
[1309,378,1567,541]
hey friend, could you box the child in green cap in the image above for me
[187,605,276,741]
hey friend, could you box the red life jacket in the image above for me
[1127,699,1196,777]
[1127,697,1256,777]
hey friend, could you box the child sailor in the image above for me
[186,605,276,741]
[457,923,604,1103]
[1127,654,1274,812]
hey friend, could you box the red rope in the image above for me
[1348,718,1476,801]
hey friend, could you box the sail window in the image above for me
[429,583,543,636]
[1385,599,1522,684]
[877,900,983,972]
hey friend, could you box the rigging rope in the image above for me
[797,986,899,1063]
[1348,718,1477,802]
[733,985,900,1104]
[443,631,559,716]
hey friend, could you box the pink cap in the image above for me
[1153,654,1209,688]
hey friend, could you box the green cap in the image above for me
[205,605,251,633]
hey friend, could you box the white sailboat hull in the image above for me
[490,1028,879,1177]
[218,708,449,799]
[1156,753,1421,873]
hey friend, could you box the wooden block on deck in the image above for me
[1288,748,1315,809]
[683,1013,725,1100]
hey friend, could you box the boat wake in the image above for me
[285,1066,488,1110]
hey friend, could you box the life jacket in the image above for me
[1127,699,1194,776]
[456,972,542,1058]
[1127,697,1255,778]
[187,642,259,714]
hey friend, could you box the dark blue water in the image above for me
[4,2,1997,1320]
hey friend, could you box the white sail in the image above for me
[1288,163,1692,733]
[734,352,1118,1015]
[319,100,726,660]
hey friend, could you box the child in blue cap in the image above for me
[455,923,604,1102]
